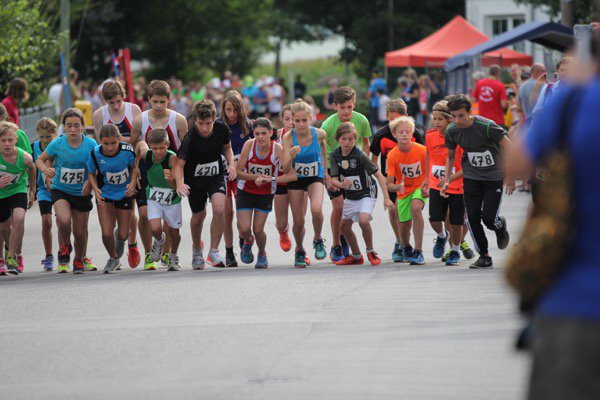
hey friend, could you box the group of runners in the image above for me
[0,78,514,276]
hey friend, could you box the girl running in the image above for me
[236,118,297,268]
[282,100,328,268]
[35,108,98,274]
[274,103,294,251]
[87,124,137,273]
[0,122,36,276]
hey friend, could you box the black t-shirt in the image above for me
[294,82,306,99]
[178,120,231,183]
[370,124,425,176]
[407,82,420,117]
[329,147,379,200]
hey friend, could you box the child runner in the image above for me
[386,116,428,265]
[32,118,58,271]
[93,80,142,268]
[87,124,137,273]
[175,100,236,269]
[443,94,513,269]
[422,100,465,266]
[136,129,182,272]
[274,103,294,252]
[35,108,98,274]
[329,122,394,265]
[282,100,328,268]
[236,118,297,268]
[0,122,36,276]
[320,86,371,262]
[218,90,254,267]
[131,80,188,270]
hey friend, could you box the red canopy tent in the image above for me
[385,15,532,67]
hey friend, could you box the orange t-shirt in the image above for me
[425,129,464,194]
[386,143,426,199]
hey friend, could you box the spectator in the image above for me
[60,69,81,112]
[231,74,241,89]
[403,68,420,119]
[294,74,307,99]
[417,75,429,127]
[532,56,573,116]
[375,88,389,129]
[189,81,205,103]
[222,70,232,89]
[253,79,268,117]
[171,89,192,118]
[518,63,546,130]
[1,77,28,127]
[266,77,284,120]
[509,63,523,89]
[368,70,387,128]
[323,79,338,111]
[241,76,257,118]
[426,72,444,112]
[48,77,63,117]
[471,64,507,127]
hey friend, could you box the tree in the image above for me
[514,0,595,24]
[0,0,61,104]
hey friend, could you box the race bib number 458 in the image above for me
[249,163,272,176]
[400,162,422,179]
[468,150,495,168]
[59,168,85,184]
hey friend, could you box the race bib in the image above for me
[59,167,85,184]
[431,165,455,180]
[295,161,319,178]
[400,162,422,179]
[194,160,220,177]
[0,172,21,185]
[342,175,362,191]
[106,169,129,185]
[248,163,272,176]
[149,186,176,205]
[467,150,495,168]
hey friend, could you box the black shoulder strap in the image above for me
[161,152,172,170]
[91,148,100,172]
[145,150,153,166]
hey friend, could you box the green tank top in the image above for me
[145,150,181,205]
[0,148,28,199]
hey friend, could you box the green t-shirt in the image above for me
[190,89,206,103]
[0,148,28,198]
[145,150,181,205]
[17,129,32,154]
[321,111,371,166]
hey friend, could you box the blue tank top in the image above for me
[45,134,97,196]
[86,143,136,201]
[292,126,324,179]
[32,141,51,202]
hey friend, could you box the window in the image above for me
[489,15,526,52]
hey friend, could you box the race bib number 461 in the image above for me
[400,162,422,179]
[59,168,85,184]
[468,150,495,168]
[295,161,318,177]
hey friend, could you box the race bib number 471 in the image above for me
[59,168,85,184]
[106,169,129,185]
[400,162,422,179]
[468,150,495,167]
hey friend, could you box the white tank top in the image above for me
[141,110,181,151]
[100,102,134,136]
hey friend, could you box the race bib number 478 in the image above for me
[400,162,422,179]
[468,150,495,168]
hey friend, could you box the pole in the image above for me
[387,0,394,51]
[560,0,574,27]
[60,0,70,73]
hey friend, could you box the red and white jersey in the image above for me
[276,128,288,186]
[141,110,181,151]
[237,140,278,195]
[101,102,134,137]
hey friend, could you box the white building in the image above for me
[466,0,555,64]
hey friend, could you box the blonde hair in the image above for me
[389,116,415,133]
[0,121,18,138]
[290,99,312,117]
[36,117,58,134]
[431,100,452,120]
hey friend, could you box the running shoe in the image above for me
[191,249,205,270]
[0,259,6,275]
[330,245,344,262]
[6,257,19,275]
[445,250,461,266]
[255,254,268,269]
[402,246,414,263]
[128,244,141,268]
[83,257,97,272]
[167,254,181,271]
[294,251,307,268]
[461,241,475,260]
[313,238,326,260]
[335,255,364,265]
[279,231,292,252]
[225,250,238,268]
[208,249,225,268]
[340,235,350,258]
[103,258,120,274]
[392,243,404,262]
[16,255,24,273]
[161,252,169,266]
[470,255,493,269]
[240,242,254,264]
[305,256,311,266]
[441,250,451,262]
[495,217,510,250]
[144,253,157,270]
[408,250,425,265]
[239,236,245,251]
[41,255,55,271]
[150,233,165,262]
[73,259,85,274]
[433,229,449,259]
[114,229,126,259]
[367,251,381,266]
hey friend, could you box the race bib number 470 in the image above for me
[294,161,319,177]
[468,150,495,168]
[400,162,422,179]
[194,160,220,177]
[59,168,85,184]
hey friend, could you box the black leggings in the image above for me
[463,178,505,255]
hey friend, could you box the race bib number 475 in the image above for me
[59,168,85,184]
[468,150,495,168]
[400,162,422,179]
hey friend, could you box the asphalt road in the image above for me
[0,190,532,399]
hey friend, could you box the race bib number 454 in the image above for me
[400,162,422,179]
[468,150,495,168]
[59,168,85,184]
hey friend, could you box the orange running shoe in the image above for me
[334,255,364,265]
[128,244,141,268]
[367,251,381,266]
[279,231,292,252]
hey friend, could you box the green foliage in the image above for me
[0,0,61,105]
[514,0,595,24]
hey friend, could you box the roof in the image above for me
[445,22,573,71]
[384,15,531,68]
